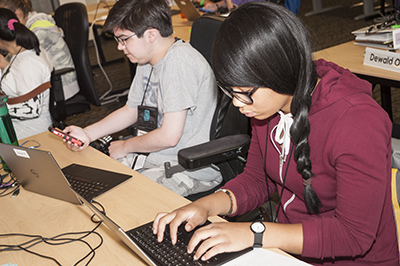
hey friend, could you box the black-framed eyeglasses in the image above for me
[217,83,259,105]
[114,33,136,46]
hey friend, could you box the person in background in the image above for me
[193,0,225,11]
[153,2,399,265]
[194,0,299,14]
[64,0,221,197]
[285,0,301,15]
[0,8,53,139]
[0,0,79,100]
[194,0,256,12]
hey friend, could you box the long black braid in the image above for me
[212,1,322,213]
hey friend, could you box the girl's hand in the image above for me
[188,222,253,261]
[153,201,210,245]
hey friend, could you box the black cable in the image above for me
[15,245,62,265]
[0,234,64,265]
[0,233,45,251]
[264,119,274,222]
[92,1,112,21]
[0,172,20,197]
[273,144,294,223]
[0,210,104,265]
[1,236,95,265]
[93,2,101,20]
[73,232,104,265]
[0,165,106,264]
[0,183,19,197]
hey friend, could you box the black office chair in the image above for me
[50,2,100,129]
[164,14,251,202]
[393,123,400,139]
[189,14,224,65]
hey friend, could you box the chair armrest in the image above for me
[50,67,75,129]
[52,67,75,103]
[54,67,75,77]
[178,134,250,170]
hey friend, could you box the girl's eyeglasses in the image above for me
[217,83,258,105]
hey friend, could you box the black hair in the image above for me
[212,2,322,213]
[0,7,40,55]
[103,0,173,38]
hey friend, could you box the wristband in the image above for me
[199,0,205,6]
[215,188,233,215]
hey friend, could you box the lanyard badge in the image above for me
[136,105,158,136]
[131,106,157,170]
[135,68,157,136]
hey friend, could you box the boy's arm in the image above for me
[84,104,138,141]
[64,105,138,151]
[108,109,188,159]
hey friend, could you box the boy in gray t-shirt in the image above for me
[63,0,221,196]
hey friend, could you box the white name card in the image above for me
[363,47,400,73]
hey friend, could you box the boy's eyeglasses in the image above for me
[217,83,259,105]
[114,33,136,45]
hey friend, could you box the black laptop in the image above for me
[72,189,252,266]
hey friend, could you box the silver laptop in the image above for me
[73,190,158,266]
[73,190,252,266]
[0,143,132,204]
[174,0,201,21]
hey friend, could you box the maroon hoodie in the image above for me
[224,59,399,265]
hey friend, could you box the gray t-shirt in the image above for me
[127,40,221,182]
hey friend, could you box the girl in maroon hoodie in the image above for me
[153,2,399,265]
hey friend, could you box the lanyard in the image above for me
[140,67,153,106]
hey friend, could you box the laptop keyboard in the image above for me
[65,173,109,199]
[127,222,251,266]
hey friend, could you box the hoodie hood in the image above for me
[310,59,372,116]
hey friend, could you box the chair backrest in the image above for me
[190,14,225,65]
[53,2,100,106]
[393,123,400,139]
[49,69,63,125]
[189,14,250,141]
[189,15,250,189]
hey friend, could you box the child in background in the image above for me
[0,8,53,139]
